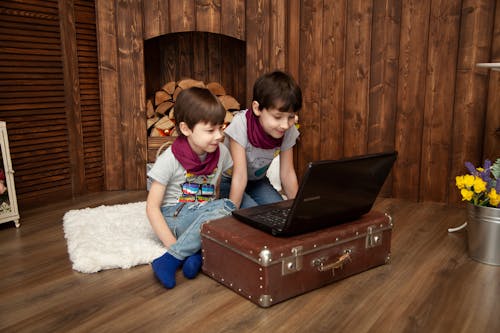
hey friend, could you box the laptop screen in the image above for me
[292,152,396,223]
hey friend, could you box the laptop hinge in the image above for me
[282,246,303,275]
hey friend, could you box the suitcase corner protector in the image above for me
[258,294,274,308]
[259,247,272,266]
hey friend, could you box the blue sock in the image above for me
[182,252,203,279]
[151,252,183,289]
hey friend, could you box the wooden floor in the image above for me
[0,191,498,333]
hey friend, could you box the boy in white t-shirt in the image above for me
[220,70,303,208]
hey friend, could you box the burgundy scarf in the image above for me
[171,136,220,175]
[246,109,283,149]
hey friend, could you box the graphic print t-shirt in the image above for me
[148,142,233,207]
[223,109,299,181]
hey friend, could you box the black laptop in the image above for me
[232,151,398,236]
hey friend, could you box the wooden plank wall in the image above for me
[295,0,499,204]
[97,0,498,205]
[2,0,497,209]
[0,0,103,209]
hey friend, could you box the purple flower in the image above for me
[483,159,492,170]
[465,161,478,175]
[479,159,493,184]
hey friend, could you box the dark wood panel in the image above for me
[142,0,170,40]
[220,36,246,103]
[483,2,500,160]
[116,0,147,189]
[287,0,300,79]
[169,0,195,33]
[246,0,271,105]
[297,0,322,176]
[221,0,245,40]
[392,0,431,201]
[269,0,286,71]
[160,34,178,88]
[96,0,124,190]
[368,0,401,197]
[207,32,221,83]
[178,32,194,77]
[318,0,346,161]
[343,0,373,157]
[59,0,85,195]
[368,0,400,154]
[193,32,208,78]
[195,0,221,34]
[419,0,462,202]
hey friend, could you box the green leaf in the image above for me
[491,158,500,180]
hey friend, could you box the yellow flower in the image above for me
[456,159,500,208]
[473,177,487,194]
[463,174,475,188]
[488,188,500,206]
[461,188,474,201]
[455,176,465,189]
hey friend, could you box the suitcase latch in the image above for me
[282,246,303,275]
[366,226,383,248]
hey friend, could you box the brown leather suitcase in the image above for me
[201,211,393,307]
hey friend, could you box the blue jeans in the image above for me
[219,176,283,208]
[160,198,235,260]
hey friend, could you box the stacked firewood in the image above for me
[147,78,241,137]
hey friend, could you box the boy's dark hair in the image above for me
[174,86,226,136]
[252,70,302,113]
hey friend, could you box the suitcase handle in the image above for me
[313,250,352,273]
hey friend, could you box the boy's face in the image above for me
[253,101,296,139]
[181,121,224,155]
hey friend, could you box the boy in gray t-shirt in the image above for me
[147,87,235,289]
[220,70,302,208]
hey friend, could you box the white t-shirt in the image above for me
[223,109,299,181]
[148,142,233,206]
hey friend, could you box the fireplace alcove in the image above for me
[144,32,246,162]
[144,32,246,105]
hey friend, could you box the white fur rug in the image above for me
[63,201,166,273]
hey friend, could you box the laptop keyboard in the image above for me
[254,208,291,229]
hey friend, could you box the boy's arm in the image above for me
[146,181,177,248]
[228,138,247,208]
[279,148,298,199]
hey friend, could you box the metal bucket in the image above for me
[466,204,500,266]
